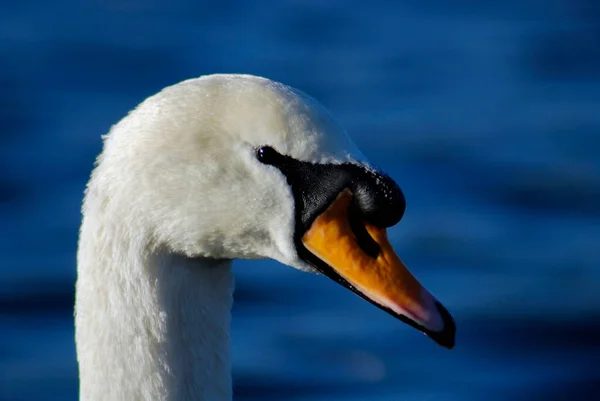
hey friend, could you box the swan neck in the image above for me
[76,223,234,401]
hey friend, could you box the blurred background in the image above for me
[1,1,599,400]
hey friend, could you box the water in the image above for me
[1,1,599,400]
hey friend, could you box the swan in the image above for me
[75,74,455,401]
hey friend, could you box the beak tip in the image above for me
[428,301,456,349]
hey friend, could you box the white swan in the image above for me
[75,74,455,401]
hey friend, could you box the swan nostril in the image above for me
[348,203,381,259]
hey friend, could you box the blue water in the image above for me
[1,1,599,400]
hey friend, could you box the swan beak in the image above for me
[301,191,455,349]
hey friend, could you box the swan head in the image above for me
[90,74,455,348]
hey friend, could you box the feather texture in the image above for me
[76,74,363,400]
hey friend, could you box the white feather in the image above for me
[76,74,364,400]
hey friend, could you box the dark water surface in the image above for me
[1,1,599,400]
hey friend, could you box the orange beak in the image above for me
[301,190,455,348]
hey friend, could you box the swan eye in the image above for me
[256,146,280,165]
